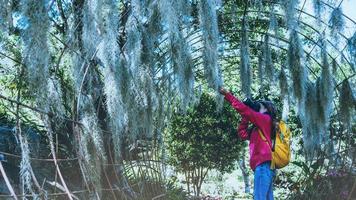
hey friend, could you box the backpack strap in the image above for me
[258,129,276,169]
[271,122,279,151]
[258,129,273,150]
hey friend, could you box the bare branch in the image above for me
[0,162,18,200]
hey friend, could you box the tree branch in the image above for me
[0,162,18,200]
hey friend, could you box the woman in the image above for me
[219,87,276,200]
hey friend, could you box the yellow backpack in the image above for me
[258,121,291,169]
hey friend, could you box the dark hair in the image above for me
[260,100,276,120]
[243,98,261,112]
[260,100,278,149]
[245,99,278,145]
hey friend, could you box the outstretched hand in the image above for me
[219,87,228,95]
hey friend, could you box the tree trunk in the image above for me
[196,168,202,197]
[239,153,250,194]
[192,170,197,196]
[185,171,191,195]
[197,168,209,197]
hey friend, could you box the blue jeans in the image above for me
[254,161,275,200]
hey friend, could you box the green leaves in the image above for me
[291,161,310,175]
[166,93,243,173]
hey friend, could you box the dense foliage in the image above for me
[166,93,243,196]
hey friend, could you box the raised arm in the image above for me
[237,117,250,140]
[223,92,271,130]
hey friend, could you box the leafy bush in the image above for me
[166,93,244,196]
[289,168,356,200]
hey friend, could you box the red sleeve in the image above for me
[237,117,249,140]
[224,92,271,131]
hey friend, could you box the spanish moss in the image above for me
[318,40,333,124]
[288,29,307,107]
[268,9,279,46]
[348,32,356,68]
[301,81,323,160]
[79,119,103,199]
[240,15,251,98]
[199,0,224,98]
[282,0,299,30]
[263,35,274,82]
[280,66,290,121]
[279,66,288,99]
[81,111,106,161]
[19,134,37,199]
[96,0,127,156]
[329,7,344,42]
[332,58,337,76]
[258,52,264,87]
[21,0,50,105]
[0,0,12,33]
[339,79,355,130]
[313,0,323,25]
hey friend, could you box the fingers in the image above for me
[219,87,227,95]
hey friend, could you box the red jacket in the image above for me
[224,93,272,171]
